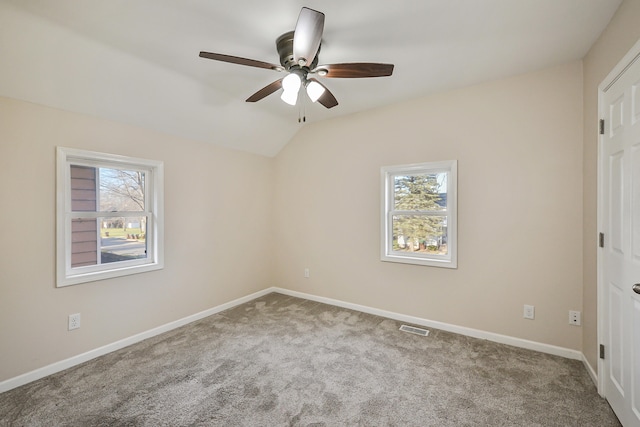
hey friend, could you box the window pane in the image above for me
[100,216,148,263]
[392,215,448,255]
[393,172,447,211]
[99,168,145,212]
[71,218,98,267]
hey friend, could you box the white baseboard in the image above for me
[1,286,593,394]
[271,287,585,361]
[0,288,273,394]
[582,353,599,387]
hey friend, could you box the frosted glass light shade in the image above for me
[281,89,299,105]
[306,80,325,102]
[281,73,301,105]
[282,73,301,92]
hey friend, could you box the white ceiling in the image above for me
[0,0,622,156]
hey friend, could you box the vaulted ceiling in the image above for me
[0,0,622,156]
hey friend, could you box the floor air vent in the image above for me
[399,325,429,336]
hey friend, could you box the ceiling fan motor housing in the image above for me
[276,31,319,71]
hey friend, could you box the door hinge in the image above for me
[599,232,605,248]
[599,119,605,135]
[600,344,605,359]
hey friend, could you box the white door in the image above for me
[600,47,640,427]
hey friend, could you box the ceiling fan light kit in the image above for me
[280,73,301,105]
[199,7,394,110]
[305,80,325,102]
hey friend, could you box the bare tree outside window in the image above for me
[99,169,145,212]
[98,168,147,263]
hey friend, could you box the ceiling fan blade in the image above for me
[199,51,283,71]
[246,79,284,102]
[308,78,338,109]
[312,63,394,78]
[293,7,325,67]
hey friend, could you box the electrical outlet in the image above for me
[569,310,581,326]
[523,305,535,320]
[68,313,81,331]
[304,268,310,278]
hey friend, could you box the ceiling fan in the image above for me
[199,7,394,109]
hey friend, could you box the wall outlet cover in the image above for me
[68,313,81,330]
[524,305,535,320]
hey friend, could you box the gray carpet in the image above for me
[0,292,621,426]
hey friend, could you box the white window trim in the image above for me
[380,160,457,268]
[56,147,164,287]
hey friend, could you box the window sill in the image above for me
[57,261,164,287]
[381,254,457,269]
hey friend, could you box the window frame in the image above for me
[380,160,457,268]
[56,147,164,287]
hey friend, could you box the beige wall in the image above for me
[274,61,584,350]
[582,0,640,373]
[0,97,275,381]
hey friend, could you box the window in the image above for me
[56,147,164,286]
[381,160,457,268]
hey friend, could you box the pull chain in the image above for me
[296,92,307,123]
[302,92,307,123]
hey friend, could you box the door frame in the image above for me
[597,37,640,396]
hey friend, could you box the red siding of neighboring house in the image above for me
[70,165,97,268]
